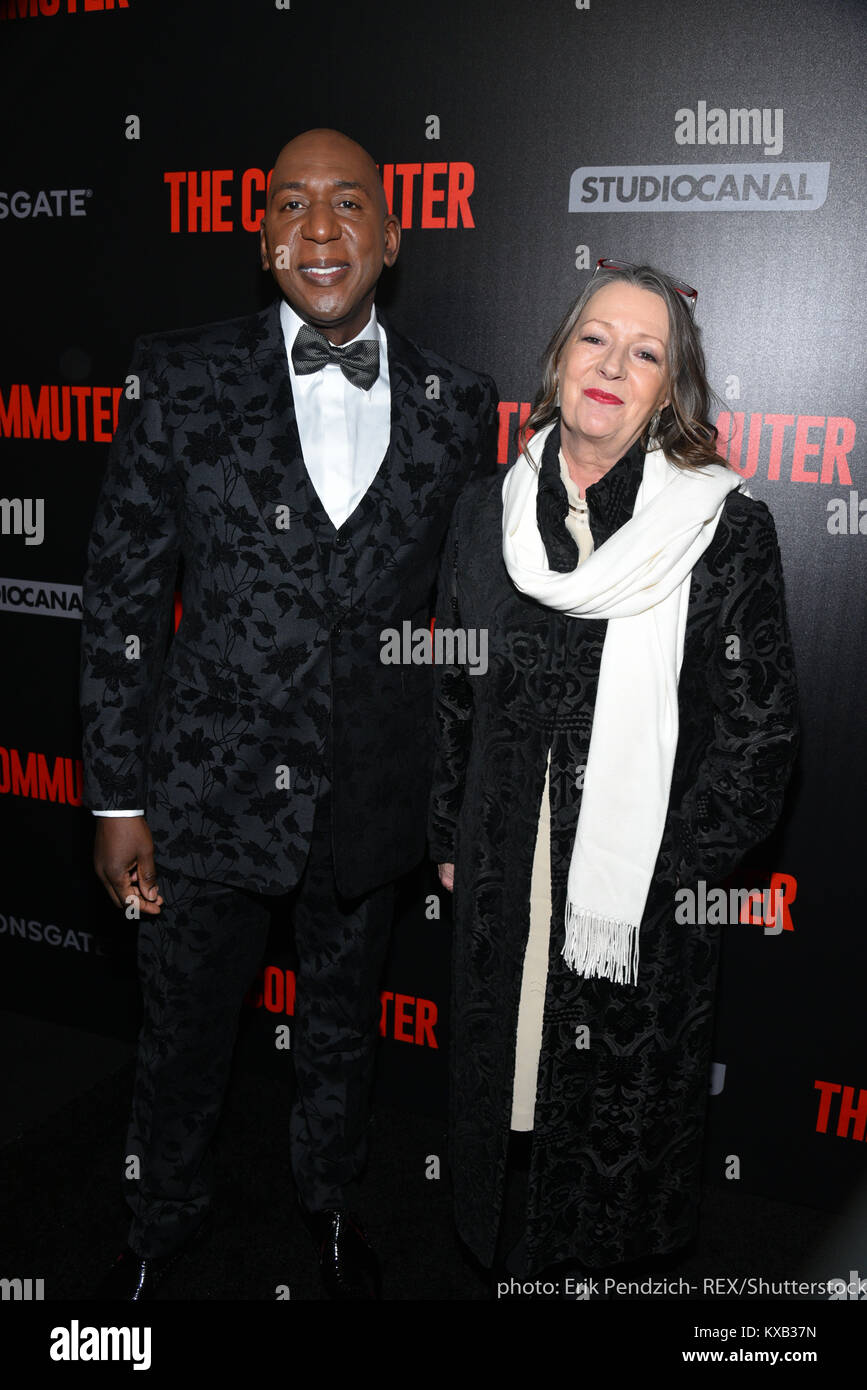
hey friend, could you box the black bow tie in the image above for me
[291,323,380,392]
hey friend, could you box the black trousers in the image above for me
[124,782,395,1258]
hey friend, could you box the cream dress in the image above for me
[510,453,594,1129]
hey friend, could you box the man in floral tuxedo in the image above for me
[80,128,498,1300]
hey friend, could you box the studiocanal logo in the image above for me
[569,101,829,213]
[0,576,82,619]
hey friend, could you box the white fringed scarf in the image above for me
[502,421,741,986]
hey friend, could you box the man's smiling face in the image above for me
[260,129,400,345]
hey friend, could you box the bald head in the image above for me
[260,127,400,345]
[270,128,389,218]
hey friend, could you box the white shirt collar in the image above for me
[279,299,380,351]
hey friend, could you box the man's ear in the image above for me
[383,215,401,268]
[259,226,271,272]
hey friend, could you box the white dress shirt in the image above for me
[281,300,391,531]
[94,300,392,818]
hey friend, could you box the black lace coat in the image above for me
[428,423,799,1273]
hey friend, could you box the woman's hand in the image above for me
[438,862,455,893]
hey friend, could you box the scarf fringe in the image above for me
[563,902,640,987]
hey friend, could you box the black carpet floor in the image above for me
[1,1012,836,1305]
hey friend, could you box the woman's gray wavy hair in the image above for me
[520,262,724,471]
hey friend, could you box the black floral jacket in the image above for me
[80,300,498,896]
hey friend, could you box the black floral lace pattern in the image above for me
[80,302,499,898]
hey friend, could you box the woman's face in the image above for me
[558,281,671,463]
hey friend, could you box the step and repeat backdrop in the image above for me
[1,0,865,1224]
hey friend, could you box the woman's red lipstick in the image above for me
[584,388,623,404]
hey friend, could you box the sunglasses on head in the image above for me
[593,257,698,314]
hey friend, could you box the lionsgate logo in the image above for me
[379,620,488,675]
[569,100,829,213]
[0,189,91,219]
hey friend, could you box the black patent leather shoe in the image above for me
[301,1207,381,1300]
[93,1216,211,1301]
[93,1245,185,1301]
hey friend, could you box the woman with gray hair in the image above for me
[429,260,798,1285]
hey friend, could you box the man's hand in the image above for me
[94,817,164,915]
[438,862,455,893]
